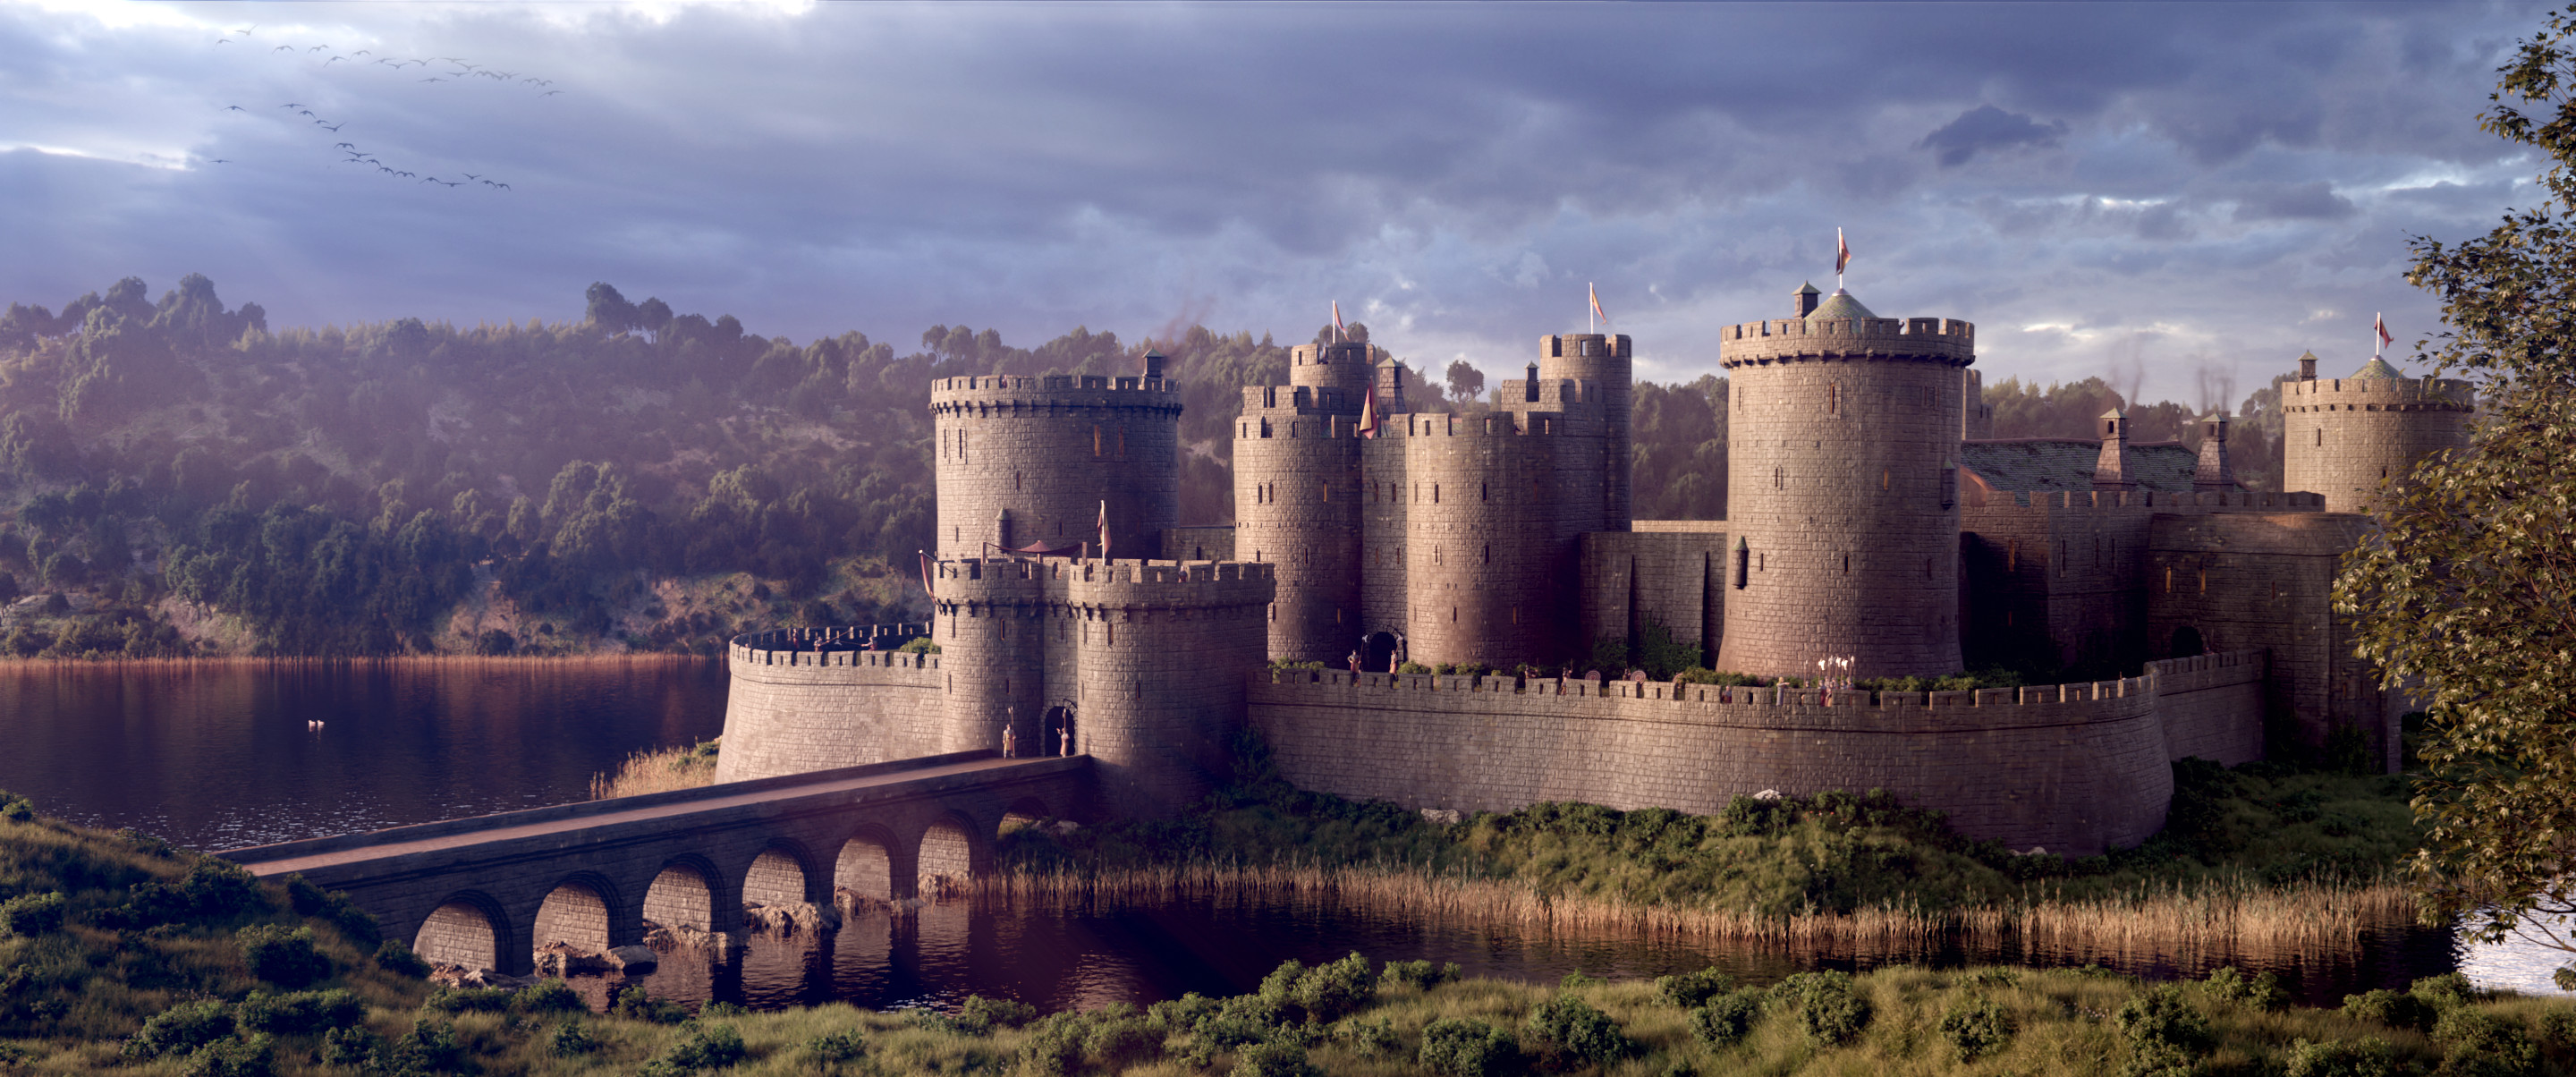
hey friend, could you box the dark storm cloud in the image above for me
[1921,106,2068,167]
[0,1,2558,403]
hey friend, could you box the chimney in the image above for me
[2092,409,2135,490]
[2194,413,2236,492]
[996,508,1013,552]
[1793,282,1822,317]
[2297,350,2318,381]
[1142,349,1165,380]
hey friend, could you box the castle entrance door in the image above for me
[1363,632,1399,674]
[2170,626,2205,657]
[1042,706,1078,757]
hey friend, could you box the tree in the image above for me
[2337,4,2576,993]
[1444,360,1485,405]
[583,283,638,334]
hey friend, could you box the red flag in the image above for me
[1835,228,1851,276]
[1589,283,1610,331]
[2375,312,2393,352]
[918,550,933,595]
[1332,301,1345,343]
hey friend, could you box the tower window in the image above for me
[1774,466,1784,489]
[2316,428,2323,446]
[1842,554,1849,574]
[1830,384,1839,414]
[1093,426,1103,457]
[2007,539,2018,572]
[1882,469,1889,490]
[1117,428,1126,457]
[1434,484,1440,504]
[1480,481,1488,502]
[1014,471,1021,491]
[1321,482,1329,503]
[1482,543,1491,564]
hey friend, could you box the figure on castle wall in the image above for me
[1002,711,1017,759]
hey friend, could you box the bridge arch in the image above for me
[414,890,513,971]
[642,856,724,934]
[833,825,905,903]
[742,841,818,907]
[915,811,985,897]
[531,872,623,963]
[999,796,1052,837]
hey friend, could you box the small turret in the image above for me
[2093,409,2134,490]
[2298,350,2318,381]
[1793,282,1821,317]
[2193,414,2236,492]
[1524,361,1539,402]
[1142,349,1165,380]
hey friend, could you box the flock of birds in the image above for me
[207,25,554,191]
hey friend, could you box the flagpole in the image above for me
[1589,283,1596,335]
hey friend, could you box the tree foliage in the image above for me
[2338,3,2576,988]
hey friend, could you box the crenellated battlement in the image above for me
[1239,384,1363,417]
[729,622,941,671]
[1962,488,2327,512]
[929,374,1183,418]
[1718,316,1976,368]
[2284,375,2476,412]
[928,557,1276,618]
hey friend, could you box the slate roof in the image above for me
[1808,289,1878,321]
[1960,437,2202,494]
[2351,356,2402,379]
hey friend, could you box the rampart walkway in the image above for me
[220,751,1088,976]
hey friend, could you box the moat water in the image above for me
[0,660,2560,1010]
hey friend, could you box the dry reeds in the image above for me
[970,860,2415,965]
[589,742,721,800]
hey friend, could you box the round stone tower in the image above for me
[1069,560,1275,814]
[1233,338,1368,662]
[1716,286,1972,680]
[929,363,1182,561]
[1538,333,1633,529]
[928,557,1049,756]
[2280,354,2476,513]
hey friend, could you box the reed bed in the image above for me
[970,860,2417,963]
[589,742,722,800]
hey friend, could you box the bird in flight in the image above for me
[209,158,230,164]
[281,103,302,109]
[308,45,326,53]
[420,78,445,83]
[216,38,232,45]
[298,109,316,116]
[225,105,246,112]
[274,46,293,53]
[326,56,344,64]
[352,50,370,56]
[462,173,480,181]
[335,141,356,149]
[317,123,343,131]
[542,89,563,97]
[441,181,462,188]
[482,180,510,191]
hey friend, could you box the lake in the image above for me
[0,659,2559,1010]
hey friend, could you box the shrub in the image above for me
[657,1022,746,1072]
[371,938,430,978]
[390,1018,463,1073]
[98,860,267,929]
[511,977,586,1015]
[183,1033,275,1077]
[282,875,381,949]
[2414,972,2480,1011]
[0,892,64,937]
[2203,965,2290,1012]
[1771,971,1872,1046]
[1381,960,1462,990]
[1420,1018,1523,1077]
[2430,1008,2538,1077]
[1275,952,1377,1022]
[2113,986,2211,1077]
[0,793,34,822]
[1656,967,1734,1009]
[2283,1037,2407,1077]
[1233,1039,1319,1077]
[611,985,691,1024]
[236,988,362,1035]
[1937,996,2016,1062]
[236,924,331,988]
[1527,993,1638,1069]
[125,999,235,1058]
[941,993,1038,1035]
[2343,988,2438,1032]
[806,1029,864,1064]
[1086,1015,1163,1069]
[895,636,939,654]
[1335,1016,1403,1058]
[319,1025,383,1068]
[1689,988,1766,1047]
[423,985,513,1013]
[552,1018,599,1056]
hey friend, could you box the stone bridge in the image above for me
[218,752,1089,977]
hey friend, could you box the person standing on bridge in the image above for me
[1003,707,1017,759]
[1059,720,1072,757]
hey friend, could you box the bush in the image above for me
[2431,1008,2538,1077]
[512,977,586,1015]
[2343,988,2439,1032]
[1771,971,1872,1046]
[1656,967,1734,1009]
[806,1028,864,1064]
[1420,1018,1523,1077]
[423,985,513,1013]
[237,923,332,988]
[1526,993,1638,1069]
[895,636,939,654]
[1335,1016,1403,1058]
[0,892,64,937]
[2284,1037,2407,1077]
[656,1022,746,1072]
[2202,965,2290,1011]
[611,986,691,1024]
[1381,959,1462,990]
[1232,1039,1319,1077]
[319,1025,383,1068]
[125,999,235,1058]
[183,1033,275,1077]
[2414,972,2480,1011]
[372,938,430,978]
[552,1018,599,1056]
[1086,1015,1163,1069]
[940,993,1038,1035]
[97,860,269,929]
[2113,986,2211,1077]
[391,1018,463,1073]
[236,988,362,1035]
[1937,996,2016,1062]
[1271,952,1377,1023]
[1689,988,1766,1047]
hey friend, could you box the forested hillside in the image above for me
[0,275,2275,658]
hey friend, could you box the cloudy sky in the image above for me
[0,0,2555,405]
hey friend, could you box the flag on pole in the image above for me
[2375,312,2393,355]
[1097,499,1110,561]
[918,550,933,595]
[1589,283,1610,332]
[1835,228,1851,279]
[1332,301,1345,343]
[1358,369,1379,438]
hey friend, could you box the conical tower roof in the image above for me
[1807,288,1878,321]
[2351,356,2402,379]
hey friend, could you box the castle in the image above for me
[716,284,2476,854]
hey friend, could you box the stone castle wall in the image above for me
[1234,385,1363,663]
[1578,525,1729,666]
[2280,374,2475,513]
[1717,315,1973,679]
[930,374,1182,560]
[1247,649,2264,855]
[714,647,945,783]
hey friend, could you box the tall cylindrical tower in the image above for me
[1537,334,1633,530]
[928,558,1050,756]
[1717,288,1972,680]
[2280,357,2476,513]
[1071,561,1275,815]
[1399,409,1580,667]
[1232,340,1368,662]
[929,371,1182,560]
